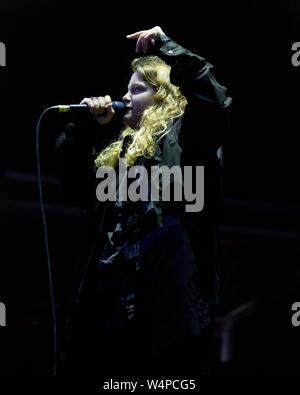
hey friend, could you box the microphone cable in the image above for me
[35,107,57,375]
[35,101,126,375]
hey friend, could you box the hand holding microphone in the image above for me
[80,95,116,125]
[50,97,126,124]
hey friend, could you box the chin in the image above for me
[123,115,138,129]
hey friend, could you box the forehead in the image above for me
[128,71,145,87]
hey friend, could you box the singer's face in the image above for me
[122,71,156,128]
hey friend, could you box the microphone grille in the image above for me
[112,101,126,111]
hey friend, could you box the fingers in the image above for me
[126,31,148,53]
[126,31,144,40]
[136,34,151,54]
[143,32,155,52]
[136,35,145,53]
[80,95,113,116]
[103,95,115,117]
[127,26,165,53]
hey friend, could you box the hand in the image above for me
[126,26,165,54]
[80,95,115,125]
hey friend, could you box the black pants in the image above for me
[61,316,213,378]
[61,221,215,377]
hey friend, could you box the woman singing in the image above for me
[56,26,232,377]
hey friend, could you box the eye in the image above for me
[133,86,145,93]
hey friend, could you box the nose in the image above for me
[122,91,131,104]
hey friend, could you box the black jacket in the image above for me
[55,35,232,366]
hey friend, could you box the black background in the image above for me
[0,0,299,378]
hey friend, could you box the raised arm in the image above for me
[127,27,232,152]
[127,26,232,108]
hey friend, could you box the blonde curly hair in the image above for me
[94,55,187,168]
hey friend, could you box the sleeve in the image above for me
[151,34,232,153]
[153,34,232,109]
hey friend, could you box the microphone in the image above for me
[50,101,126,114]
